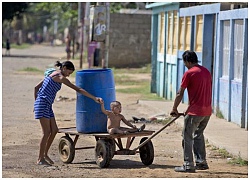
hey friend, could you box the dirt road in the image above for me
[2,45,248,178]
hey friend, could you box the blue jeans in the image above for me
[182,115,210,167]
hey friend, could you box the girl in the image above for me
[34,60,102,165]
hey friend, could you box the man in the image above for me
[170,50,212,173]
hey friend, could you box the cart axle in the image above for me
[115,149,137,155]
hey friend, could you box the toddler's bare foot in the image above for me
[37,159,51,166]
[138,124,146,132]
[44,156,54,164]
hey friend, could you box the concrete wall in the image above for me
[213,8,248,128]
[108,13,151,68]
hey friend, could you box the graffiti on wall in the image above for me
[93,6,106,42]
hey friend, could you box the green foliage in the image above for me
[2,2,29,21]
[17,2,79,36]
[110,3,123,13]
[34,2,78,22]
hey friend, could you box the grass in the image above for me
[114,74,137,85]
[112,65,165,100]
[111,63,151,74]
[216,107,224,119]
[229,153,248,166]
[10,43,32,49]
[218,148,231,158]
[207,144,248,166]
[18,63,162,101]
[20,67,43,73]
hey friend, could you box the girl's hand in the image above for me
[99,98,104,104]
[95,97,103,104]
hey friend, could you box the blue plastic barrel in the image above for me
[75,69,116,133]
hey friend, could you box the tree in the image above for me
[2,2,29,21]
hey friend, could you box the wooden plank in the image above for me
[58,127,155,138]
[126,137,132,149]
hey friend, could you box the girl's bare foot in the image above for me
[37,159,51,166]
[44,156,54,164]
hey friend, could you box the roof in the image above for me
[145,2,178,9]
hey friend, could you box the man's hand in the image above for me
[170,108,179,117]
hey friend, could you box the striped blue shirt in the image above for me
[37,76,62,104]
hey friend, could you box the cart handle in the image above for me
[131,113,185,153]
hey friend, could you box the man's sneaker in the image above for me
[137,124,146,132]
[174,165,196,173]
[195,163,209,170]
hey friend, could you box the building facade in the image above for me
[146,2,248,129]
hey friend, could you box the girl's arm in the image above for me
[121,115,136,129]
[60,76,102,103]
[34,80,43,100]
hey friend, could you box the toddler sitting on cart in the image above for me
[100,100,145,134]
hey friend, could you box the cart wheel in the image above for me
[95,139,112,168]
[139,137,154,166]
[58,136,75,163]
[107,139,116,158]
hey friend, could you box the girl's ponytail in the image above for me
[55,61,62,69]
[54,60,75,71]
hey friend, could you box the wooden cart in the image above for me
[58,127,155,168]
[58,114,183,168]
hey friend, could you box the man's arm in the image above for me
[171,87,185,116]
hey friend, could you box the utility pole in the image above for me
[104,2,110,68]
[79,2,85,69]
[85,2,90,50]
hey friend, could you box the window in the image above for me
[185,17,191,50]
[158,12,165,53]
[167,11,172,54]
[178,17,184,50]
[233,20,243,80]
[173,10,178,54]
[222,20,230,77]
[195,15,203,52]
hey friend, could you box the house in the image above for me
[146,2,248,129]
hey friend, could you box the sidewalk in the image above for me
[138,100,248,161]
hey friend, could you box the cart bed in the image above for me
[58,127,155,138]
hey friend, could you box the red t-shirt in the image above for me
[181,64,212,116]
